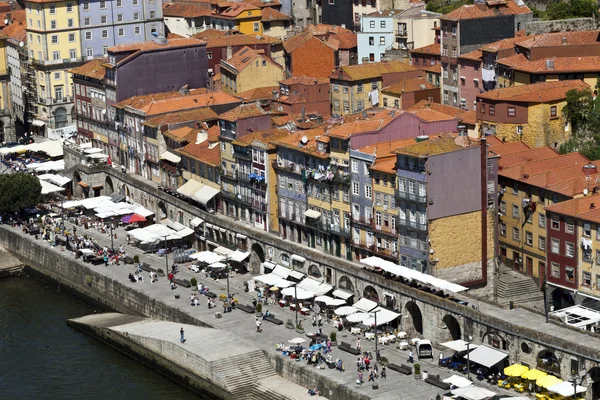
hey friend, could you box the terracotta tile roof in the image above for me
[163,126,198,143]
[358,138,419,157]
[545,195,600,223]
[236,86,278,102]
[370,156,397,173]
[459,49,482,61]
[271,114,294,125]
[498,53,600,74]
[163,2,212,17]
[523,160,600,192]
[393,133,472,157]
[3,18,26,43]
[478,80,590,103]
[167,33,186,39]
[328,31,357,49]
[421,64,442,74]
[218,102,269,121]
[193,29,227,40]
[331,60,418,81]
[308,23,353,36]
[497,147,560,170]
[486,137,531,157]
[442,0,530,21]
[283,29,315,53]
[231,128,289,147]
[515,30,600,49]
[327,117,394,139]
[381,77,437,95]
[108,38,205,54]
[409,43,440,56]
[407,100,463,117]
[143,108,218,128]
[115,90,240,116]
[69,58,106,80]
[280,76,329,85]
[500,152,589,181]
[261,7,290,21]
[219,2,260,17]
[272,128,329,158]
[178,140,221,166]
[221,46,281,72]
[200,33,281,48]
[457,110,476,125]
[244,0,282,8]
[406,108,458,122]
[480,33,537,53]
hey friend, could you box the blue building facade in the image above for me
[79,0,164,58]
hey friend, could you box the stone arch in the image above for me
[442,314,461,341]
[308,264,322,279]
[158,201,167,220]
[537,349,560,373]
[177,210,184,224]
[169,210,174,220]
[521,342,532,354]
[363,285,379,303]
[249,243,265,274]
[550,287,574,311]
[338,275,354,293]
[405,301,423,335]
[589,367,600,399]
[54,107,68,128]
[482,331,508,350]
[104,176,114,195]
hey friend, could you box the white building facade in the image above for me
[357,11,395,64]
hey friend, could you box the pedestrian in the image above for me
[256,318,262,333]
[207,297,212,309]
[223,300,228,314]
[356,338,361,351]
[327,339,331,353]
[312,315,316,327]
[357,371,363,384]
[318,314,322,327]
[103,254,108,266]
[408,350,414,363]
[381,365,386,379]
[180,327,185,343]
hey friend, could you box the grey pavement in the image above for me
[25,221,530,400]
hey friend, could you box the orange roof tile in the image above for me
[515,30,600,49]
[328,31,357,49]
[407,100,464,117]
[3,19,26,43]
[442,0,530,21]
[458,110,476,125]
[221,46,281,72]
[407,108,458,122]
[308,23,353,36]
[163,126,198,142]
[421,64,442,74]
[244,0,282,7]
[358,138,419,157]
[261,7,290,21]
[143,108,218,128]
[236,86,278,102]
[370,156,397,173]
[279,76,329,85]
[486,137,531,157]
[200,33,281,48]
[231,128,289,147]
[108,38,205,54]
[478,80,589,103]
[218,102,269,121]
[69,58,106,80]
[219,2,260,17]
[393,133,473,157]
[500,152,589,181]
[497,146,560,170]
[178,140,221,166]
[545,195,600,223]
[381,77,437,95]
[193,29,227,40]
[498,53,600,74]
[163,2,212,17]
[283,28,315,53]
[271,114,294,125]
[459,49,482,61]
[272,128,329,158]
[115,90,240,116]
[480,35,535,53]
[331,60,418,81]
[327,110,396,139]
[523,161,600,192]
[409,43,440,56]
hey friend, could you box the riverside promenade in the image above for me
[4,223,524,400]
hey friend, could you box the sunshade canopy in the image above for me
[443,374,473,388]
[521,369,547,381]
[346,312,370,323]
[229,250,250,262]
[464,345,508,368]
[451,386,496,400]
[334,306,358,316]
[353,298,378,312]
[442,340,479,353]
[503,364,529,378]
[548,381,586,396]
[362,306,400,326]
[332,289,353,300]
[536,375,562,389]
[281,286,314,299]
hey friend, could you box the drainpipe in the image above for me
[461,137,488,288]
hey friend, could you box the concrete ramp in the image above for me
[0,245,24,278]
[68,313,326,400]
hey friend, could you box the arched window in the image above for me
[280,253,289,266]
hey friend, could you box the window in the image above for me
[49,5,56,14]
[85,31,92,40]
[69,49,76,59]
[565,242,574,258]
[508,107,516,117]
[565,267,574,282]
[512,204,519,218]
[526,231,533,246]
[539,213,546,228]
[50,20,56,29]
[102,30,108,38]
[150,10,156,19]
[565,219,574,233]
[539,236,546,251]
[54,86,63,100]
[499,222,506,236]
[551,262,560,278]
[371,81,377,90]
[365,185,372,199]
[481,104,486,114]
[117,14,123,22]
[550,105,557,118]
[68,18,73,27]
[133,12,139,20]
[116,0,122,6]
[86,47,92,57]
[54,72,61,80]
[551,216,560,230]
[352,182,359,196]
[84,17,91,26]
[489,105,495,115]
[499,201,506,215]
[551,238,560,254]
[134,26,141,35]
[100,15,107,24]
[99,0,106,9]
[583,272,592,286]
[51,35,58,44]
[133,0,138,5]
[357,83,363,93]
[351,160,358,173]
[380,20,385,28]
[118,28,124,36]
[512,227,519,241]
[380,37,385,45]
[52,51,60,60]
[370,20,375,28]
[253,22,259,32]
[83,2,89,10]
[66,2,72,11]
[584,222,591,237]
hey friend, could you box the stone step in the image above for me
[210,349,276,396]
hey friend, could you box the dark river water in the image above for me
[0,275,202,400]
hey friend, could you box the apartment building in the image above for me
[5,18,26,138]
[275,76,330,117]
[220,46,284,95]
[380,77,439,109]
[357,11,394,64]
[163,2,212,37]
[393,5,440,50]
[282,28,336,79]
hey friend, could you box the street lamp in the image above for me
[371,309,381,364]
[110,217,114,253]
[226,256,231,299]
[163,235,169,274]
[294,283,299,327]
[466,336,473,381]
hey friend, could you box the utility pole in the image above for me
[372,309,380,363]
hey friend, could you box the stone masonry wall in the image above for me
[526,18,596,35]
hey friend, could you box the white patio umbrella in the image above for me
[315,295,335,304]
[547,381,586,397]
[443,374,473,388]
[346,312,370,323]
[334,306,358,316]
[329,298,346,306]
[281,287,314,300]
[288,337,306,345]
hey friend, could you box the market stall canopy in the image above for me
[334,306,358,316]
[536,375,562,389]
[131,205,154,218]
[27,140,63,157]
[254,273,294,287]
[503,364,529,378]
[190,217,204,227]
[291,254,306,263]
[32,119,46,127]
[0,144,26,154]
[38,173,71,187]
[451,386,496,400]
[229,250,250,263]
[288,269,305,280]
[28,159,65,172]
[159,151,181,164]
[177,179,204,197]
[192,186,220,205]
[332,289,353,300]
[281,286,314,299]
[548,381,586,396]
[353,298,378,313]
[362,307,400,326]
[346,312,370,323]
[521,369,546,381]
[214,246,234,257]
[190,251,225,264]
[297,277,332,296]
[463,345,508,368]
[443,374,473,388]
[304,209,321,219]
[79,249,95,255]
[360,256,468,293]
[40,179,65,194]
[208,262,227,269]
[272,265,291,279]
[328,298,346,306]
[442,340,479,353]
[84,147,104,154]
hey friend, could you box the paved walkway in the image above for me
[21,221,532,400]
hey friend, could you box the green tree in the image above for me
[569,0,597,18]
[0,173,42,212]
[546,1,572,20]
[562,88,595,132]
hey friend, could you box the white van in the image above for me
[417,339,433,359]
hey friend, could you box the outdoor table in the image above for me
[351,327,361,335]
[397,331,407,339]
[398,341,409,350]
[378,336,390,345]
[279,300,286,307]
[290,304,297,311]
[410,338,420,345]
[300,307,310,316]
[365,332,375,340]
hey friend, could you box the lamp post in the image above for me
[372,309,380,363]
[466,336,472,381]
[294,283,299,327]
[110,218,114,253]
[163,235,169,274]
[226,256,231,299]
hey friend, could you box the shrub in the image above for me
[190,277,198,287]
[330,332,337,342]
[256,303,263,313]
[133,255,140,264]
[414,363,421,375]
[219,293,227,301]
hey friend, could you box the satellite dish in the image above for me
[101,109,106,114]
[301,136,308,144]
[18,41,23,47]
[584,188,589,195]
[3,19,8,25]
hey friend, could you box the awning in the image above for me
[32,119,46,127]
[288,270,305,280]
[84,147,104,154]
[450,386,496,400]
[38,173,71,186]
[441,340,479,353]
[192,186,220,205]
[291,254,306,263]
[190,251,225,264]
[262,261,276,272]
[253,273,293,287]
[214,246,234,256]
[548,381,586,396]
[464,345,508,368]
[281,286,314,299]
[353,298,378,312]
[177,179,204,197]
[332,289,354,300]
[229,250,250,262]
[40,179,66,195]
[208,262,227,269]
[159,151,181,164]
[190,217,204,227]
[78,181,89,187]
[334,306,357,316]
[304,209,321,219]
[235,233,247,239]
[362,307,400,326]
[26,141,63,157]
[443,374,473,388]
[132,205,154,218]
[272,265,291,279]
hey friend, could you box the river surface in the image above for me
[0,275,203,400]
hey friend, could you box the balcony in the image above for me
[237,172,267,188]
[396,191,427,203]
[398,218,427,232]
[306,218,351,237]
[397,30,408,37]
[352,216,373,227]
[272,160,304,176]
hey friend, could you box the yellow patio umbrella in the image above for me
[504,364,529,377]
[522,369,547,381]
[269,286,280,291]
[536,375,562,389]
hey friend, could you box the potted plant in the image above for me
[285,319,294,329]
[329,332,337,346]
[190,277,198,291]
[133,255,140,264]
[256,303,263,317]
[295,320,304,334]
[414,363,421,380]
[157,268,165,277]
[378,356,389,367]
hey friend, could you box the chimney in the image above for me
[562,37,568,45]
[301,106,305,121]
[591,202,596,210]
[196,129,208,144]
[546,59,554,70]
